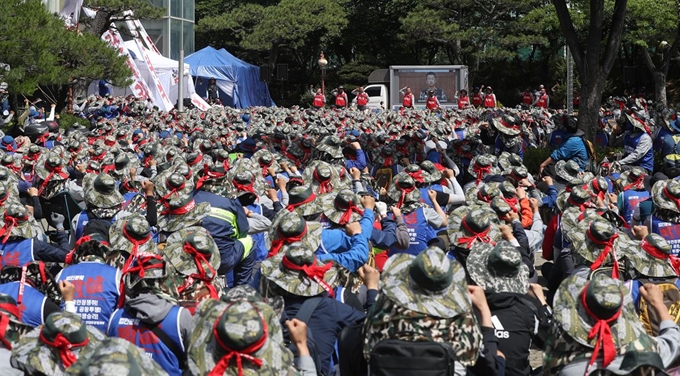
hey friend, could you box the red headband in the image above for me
[286,193,316,212]
[580,283,622,373]
[267,225,307,258]
[457,218,494,249]
[336,201,364,226]
[208,304,267,376]
[281,254,335,297]
[39,331,89,368]
[587,227,620,279]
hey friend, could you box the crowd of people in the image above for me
[0,90,678,376]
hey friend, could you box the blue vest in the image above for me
[393,208,436,256]
[0,238,34,267]
[122,192,138,209]
[656,127,674,152]
[621,190,649,226]
[624,132,654,172]
[246,203,267,262]
[419,184,445,210]
[74,212,117,241]
[45,140,55,150]
[57,262,119,332]
[651,215,680,256]
[108,306,184,376]
[549,129,567,149]
[0,282,46,327]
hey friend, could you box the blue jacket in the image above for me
[317,209,373,272]
[540,185,558,209]
[283,295,366,376]
[550,133,588,169]
[345,149,367,171]
[370,217,399,249]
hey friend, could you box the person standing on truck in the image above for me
[482,85,497,108]
[352,86,369,111]
[332,86,348,109]
[425,90,440,111]
[533,87,550,109]
[457,89,471,109]
[400,86,415,108]
[309,86,326,110]
[471,87,483,107]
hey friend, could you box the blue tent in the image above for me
[185,46,275,108]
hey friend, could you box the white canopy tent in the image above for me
[88,41,197,106]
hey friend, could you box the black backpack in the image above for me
[282,296,326,376]
[369,337,457,376]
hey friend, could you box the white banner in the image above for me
[101,30,153,101]
[191,93,211,111]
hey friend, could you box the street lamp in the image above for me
[318,52,328,95]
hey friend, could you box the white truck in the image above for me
[352,65,468,111]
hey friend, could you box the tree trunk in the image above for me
[654,72,668,106]
[579,72,606,142]
[88,11,113,36]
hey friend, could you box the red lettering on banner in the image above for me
[71,279,85,298]
[85,276,104,294]
[3,251,20,267]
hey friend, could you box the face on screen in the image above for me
[426,74,436,87]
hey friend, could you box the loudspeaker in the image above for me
[260,65,271,83]
[277,64,288,81]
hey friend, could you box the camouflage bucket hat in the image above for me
[489,196,513,221]
[316,135,343,159]
[0,203,41,242]
[492,115,521,136]
[154,172,193,203]
[221,286,286,339]
[285,185,327,217]
[186,299,295,376]
[420,160,443,185]
[553,273,652,354]
[381,247,473,318]
[465,182,501,206]
[506,166,529,183]
[0,294,32,349]
[555,160,582,183]
[569,218,637,274]
[497,152,524,173]
[157,195,211,233]
[324,189,365,225]
[404,164,429,186]
[109,214,157,257]
[467,240,529,294]
[229,169,267,198]
[618,167,647,191]
[11,311,106,375]
[253,149,281,178]
[260,243,338,297]
[164,226,221,277]
[448,207,501,250]
[83,173,125,209]
[652,179,680,213]
[64,337,168,376]
[302,161,342,195]
[123,253,168,293]
[625,111,651,134]
[556,186,592,213]
[34,153,70,182]
[467,154,499,183]
[0,262,62,305]
[387,173,421,207]
[266,211,323,259]
[626,233,678,278]
[560,207,600,240]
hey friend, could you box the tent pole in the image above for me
[178,49,184,112]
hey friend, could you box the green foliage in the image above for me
[80,0,165,36]
[336,62,381,86]
[0,0,132,95]
[524,148,553,175]
[58,112,83,129]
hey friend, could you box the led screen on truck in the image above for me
[389,66,467,109]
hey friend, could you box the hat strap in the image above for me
[233,179,256,195]
[473,165,492,185]
[591,179,606,202]
[587,228,620,279]
[39,331,89,368]
[119,254,164,308]
[502,197,519,213]
[383,156,393,167]
[0,213,27,244]
[313,170,334,194]
[267,225,307,258]
[181,243,218,299]
[187,153,203,167]
[281,255,335,298]
[580,282,622,373]
[338,202,364,226]
[209,304,267,376]
[458,219,494,249]
[500,119,519,132]
[38,165,69,196]
[286,192,316,212]
[0,313,13,350]
[641,239,680,275]
[622,176,644,191]
[663,186,680,212]
[477,190,491,203]
[161,199,197,216]
[407,170,424,183]
[397,186,416,208]
[162,181,186,202]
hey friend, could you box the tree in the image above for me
[626,0,680,105]
[0,0,131,95]
[552,0,628,140]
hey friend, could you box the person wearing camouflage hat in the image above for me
[467,240,552,376]
[107,254,190,376]
[615,166,649,226]
[33,153,83,200]
[186,299,316,376]
[109,214,158,272]
[538,113,589,177]
[448,206,502,269]
[465,154,499,189]
[648,178,680,256]
[0,203,71,266]
[0,261,78,328]
[0,294,32,376]
[611,109,654,174]
[64,337,169,376]
[10,311,107,375]
[163,227,224,314]
[260,244,366,375]
[55,233,120,333]
[544,273,680,375]
[364,247,493,373]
